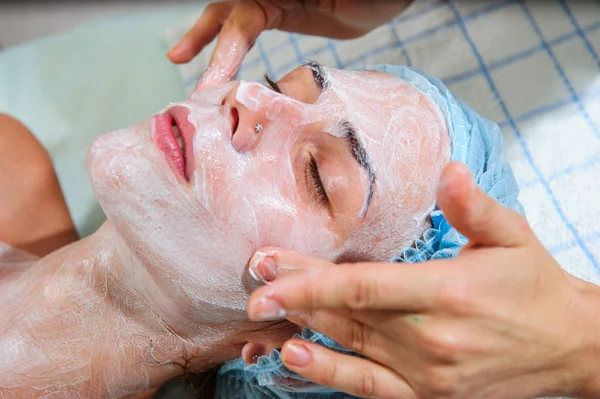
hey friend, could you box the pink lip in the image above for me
[153,106,196,182]
[153,113,185,181]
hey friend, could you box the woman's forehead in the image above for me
[264,64,446,165]
[325,69,448,191]
[324,69,438,141]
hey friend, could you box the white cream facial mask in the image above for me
[87,65,451,323]
[0,65,450,398]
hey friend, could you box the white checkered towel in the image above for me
[164,0,600,286]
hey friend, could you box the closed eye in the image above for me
[263,72,281,93]
[305,154,330,209]
[302,60,330,90]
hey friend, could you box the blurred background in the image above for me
[0,1,197,49]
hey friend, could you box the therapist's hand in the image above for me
[246,162,600,399]
[167,0,412,91]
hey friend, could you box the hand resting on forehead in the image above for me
[0,62,451,397]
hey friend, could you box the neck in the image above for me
[0,222,256,397]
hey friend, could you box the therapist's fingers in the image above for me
[167,2,235,64]
[194,1,274,91]
[281,339,415,399]
[247,247,336,284]
[437,162,532,249]
[247,261,443,319]
[286,309,399,366]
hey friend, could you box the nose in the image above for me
[223,82,273,152]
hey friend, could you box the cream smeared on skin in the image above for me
[0,233,262,398]
[230,67,450,260]
[196,41,245,92]
[87,66,449,320]
[0,65,450,396]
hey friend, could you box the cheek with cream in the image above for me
[187,83,343,258]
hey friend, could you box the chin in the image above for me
[88,122,172,214]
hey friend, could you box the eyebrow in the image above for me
[302,60,331,90]
[339,119,376,218]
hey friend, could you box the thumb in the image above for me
[437,162,530,248]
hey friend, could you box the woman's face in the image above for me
[87,64,450,319]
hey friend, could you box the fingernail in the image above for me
[283,342,311,367]
[464,168,476,198]
[168,40,190,57]
[437,169,452,196]
[248,252,277,283]
[167,43,181,57]
[251,297,286,321]
[439,163,474,198]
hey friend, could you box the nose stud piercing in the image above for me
[254,123,263,133]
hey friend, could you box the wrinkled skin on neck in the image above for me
[88,65,451,327]
[0,232,296,397]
